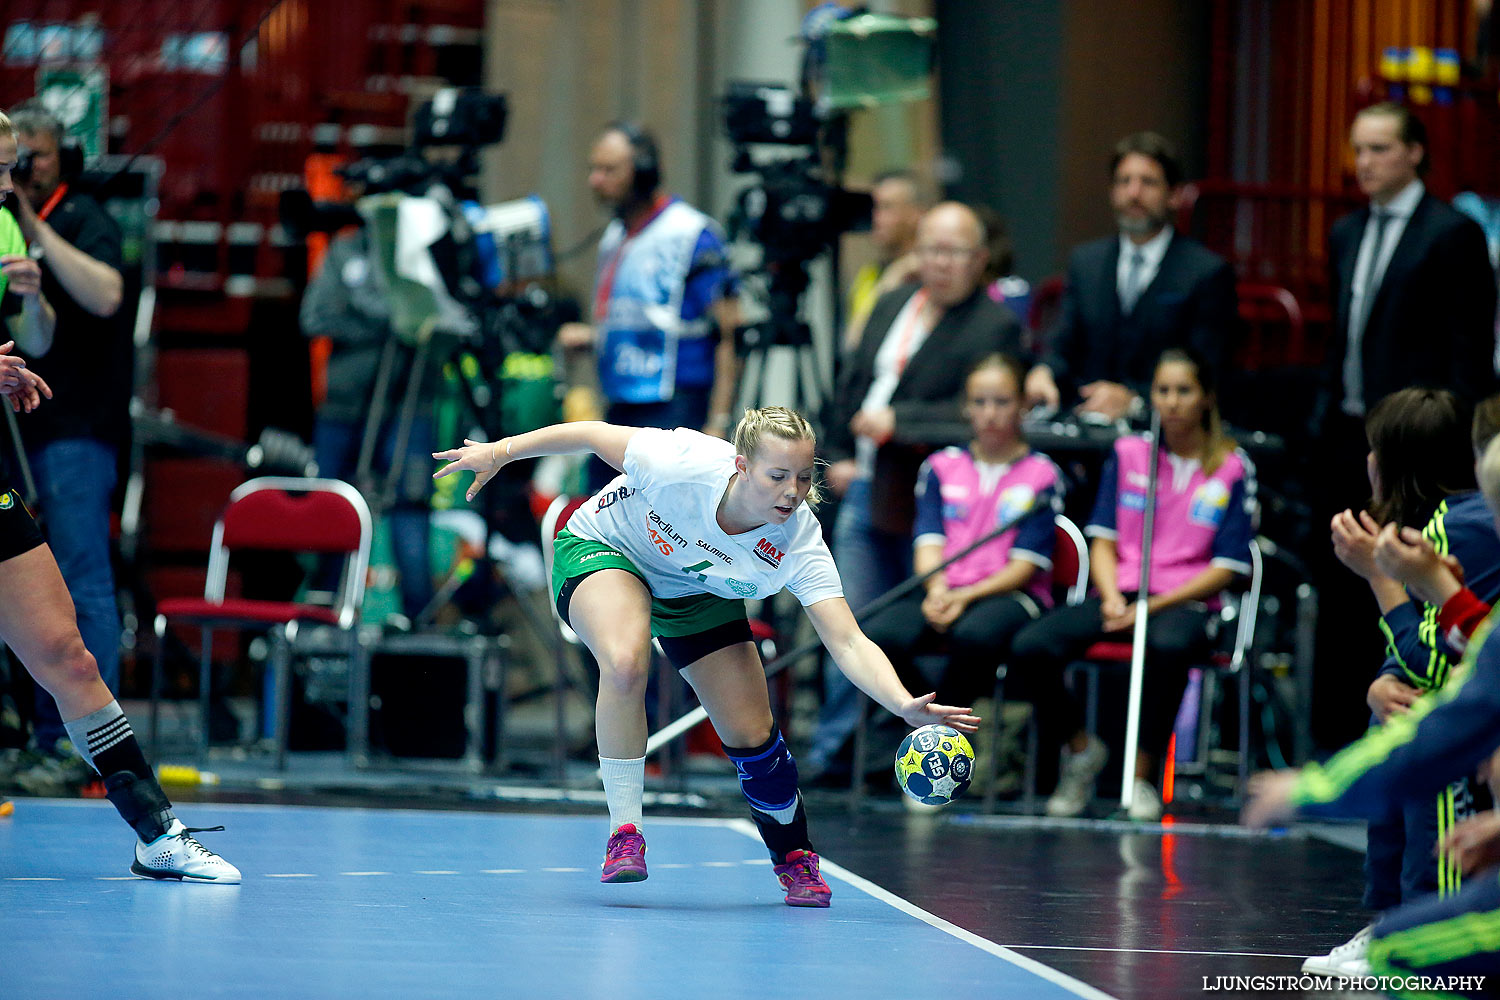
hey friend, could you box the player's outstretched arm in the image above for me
[433,421,639,501]
[803,596,980,734]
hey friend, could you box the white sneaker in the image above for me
[132,819,242,883]
[1046,734,1108,817]
[1301,925,1372,976]
[1127,778,1163,821]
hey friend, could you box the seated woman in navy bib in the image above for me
[1008,347,1257,820]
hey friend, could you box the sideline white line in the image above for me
[722,819,1118,1000]
[1005,945,1306,959]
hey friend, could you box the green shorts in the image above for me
[551,529,752,664]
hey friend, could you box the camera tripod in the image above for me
[733,260,831,418]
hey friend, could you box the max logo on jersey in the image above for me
[753,537,784,569]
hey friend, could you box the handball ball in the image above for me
[895,724,975,805]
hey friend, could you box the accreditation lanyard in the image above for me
[592,194,672,324]
[36,183,67,222]
[889,288,931,378]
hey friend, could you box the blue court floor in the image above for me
[1,800,1112,1000]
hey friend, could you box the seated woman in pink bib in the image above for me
[864,353,1064,712]
[1007,347,1257,820]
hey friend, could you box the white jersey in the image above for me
[565,427,844,605]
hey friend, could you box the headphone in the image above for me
[10,101,86,182]
[609,121,660,198]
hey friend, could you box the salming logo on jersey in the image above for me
[695,539,734,563]
[753,537,784,569]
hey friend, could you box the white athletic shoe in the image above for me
[1127,778,1163,822]
[1301,924,1372,976]
[1046,734,1108,817]
[131,819,241,883]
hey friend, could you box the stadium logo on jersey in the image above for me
[753,537,784,569]
[996,485,1037,527]
[1189,480,1230,527]
[726,578,756,597]
[0,491,11,510]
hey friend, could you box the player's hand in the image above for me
[0,255,42,298]
[824,458,858,498]
[1076,380,1135,421]
[1367,674,1423,723]
[0,341,50,412]
[1240,768,1301,828]
[1024,365,1060,410]
[899,692,979,734]
[1372,523,1464,606]
[1441,811,1500,875]
[432,437,510,501]
[1331,509,1386,581]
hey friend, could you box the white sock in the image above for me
[598,755,646,832]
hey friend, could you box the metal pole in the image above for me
[1119,409,1162,810]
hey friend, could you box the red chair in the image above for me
[1236,282,1307,369]
[1066,538,1264,806]
[983,514,1089,813]
[148,477,372,769]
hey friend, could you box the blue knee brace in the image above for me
[723,729,800,821]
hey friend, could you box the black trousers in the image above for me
[1008,595,1212,784]
[863,591,1039,706]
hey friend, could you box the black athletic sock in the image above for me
[64,701,176,842]
[749,796,813,866]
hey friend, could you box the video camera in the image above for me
[722,81,869,267]
[12,134,85,185]
[279,88,509,238]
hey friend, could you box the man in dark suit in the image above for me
[806,201,1023,783]
[1323,102,1496,424]
[1310,102,1499,753]
[1026,132,1237,420]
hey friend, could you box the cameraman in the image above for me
[5,101,127,784]
[558,124,740,487]
[300,221,437,625]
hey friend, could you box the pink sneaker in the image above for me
[600,823,648,883]
[773,849,831,907]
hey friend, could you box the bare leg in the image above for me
[0,545,240,879]
[566,569,654,759]
[0,546,112,719]
[679,642,774,747]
